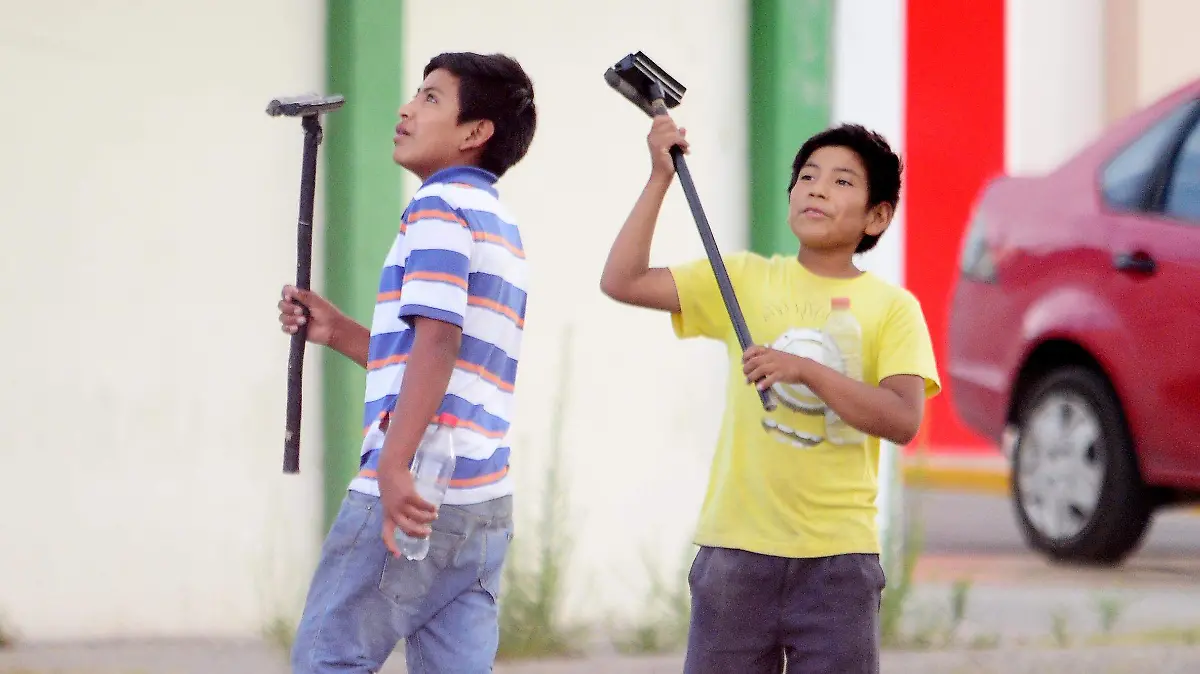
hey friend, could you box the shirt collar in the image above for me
[421,165,499,197]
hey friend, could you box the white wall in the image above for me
[1136,0,1200,106]
[832,0,906,287]
[1005,0,1106,175]
[1003,0,1197,173]
[0,1,325,640]
[405,0,747,624]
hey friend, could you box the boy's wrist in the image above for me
[788,354,822,386]
[327,313,360,354]
[326,314,348,349]
[647,170,674,189]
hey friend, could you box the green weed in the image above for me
[1094,594,1126,636]
[1050,607,1072,648]
[880,483,924,648]
[262,614,296,655]
[495,328,589,661]
[0,611,15,649]
[611,544,696,654]
[878,485,1000,652]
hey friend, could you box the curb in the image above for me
[901,457,1010,496]
[901,457,1200,516]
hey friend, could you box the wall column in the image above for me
[323,1,405,530]
[748,0,834,256]
[904,0,1005,451]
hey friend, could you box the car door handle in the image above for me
[1113,251,1156,275]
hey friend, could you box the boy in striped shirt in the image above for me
[277,52,536,674]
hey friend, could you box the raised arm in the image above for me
[599,115,690,313]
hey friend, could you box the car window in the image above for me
[1165,121,1200,222]
[1101,100,1200,212]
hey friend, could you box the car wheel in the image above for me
[1011,365,1152,565]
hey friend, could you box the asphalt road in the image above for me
[909,487,1200,558]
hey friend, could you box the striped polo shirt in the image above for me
[348,165,527,506]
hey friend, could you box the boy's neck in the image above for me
[414,161,479,185]
[796,247,863,279]
[413,148,486,184]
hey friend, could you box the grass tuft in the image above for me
[262,614,296,656]
[496,327,590,661]
[0,611,16,649]
[611,544,695,655]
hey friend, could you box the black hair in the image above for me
[424,52,537,178]
[787,124,903,254]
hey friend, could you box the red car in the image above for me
[947,78,1200,565]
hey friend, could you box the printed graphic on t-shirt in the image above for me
[758,300,863,449]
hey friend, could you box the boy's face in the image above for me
[393,68,492,179]
[787,145,890,252]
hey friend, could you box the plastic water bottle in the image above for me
[394,417,457,561]
[824,297,866,445]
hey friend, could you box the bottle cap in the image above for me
[831,297,851,309]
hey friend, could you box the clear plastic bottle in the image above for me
[394,415,457,561]
[824,297,866,446]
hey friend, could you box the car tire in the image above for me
[1010,365,1152,566]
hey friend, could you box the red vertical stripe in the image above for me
[904,0,1006,452]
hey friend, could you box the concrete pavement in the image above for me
[6,570,1200,672]
[6,639,1200,674]
[901,487,1200,651]
[8,462,1200,674]
[7,554,1200,674]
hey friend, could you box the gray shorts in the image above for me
[684,546,886,674]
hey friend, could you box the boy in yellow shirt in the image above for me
[600,115,940,674]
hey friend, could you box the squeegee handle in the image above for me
[648,93,775,412]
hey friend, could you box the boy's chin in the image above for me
[794,233,855,253]
[391,151,426,176]
[790,225,861,252]
[790,228,833,250]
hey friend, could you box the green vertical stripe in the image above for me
[323,1,404,531]
[748,0,834,256]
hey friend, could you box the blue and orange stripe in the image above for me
[469,297,524,328]
[403,270,468,290]
[354,466,509,489]
[375,283,524,329]
[376,264,405,296]
[365,330,518,386]
[355,445,511,489]
[406,195,469,229]
[361,394,398,433]
[398,195,525,260]
[466,272,526,327]
[363,355,515,394]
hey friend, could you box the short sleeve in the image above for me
[876,291,942,398]
[669,252,751,341]
[397,198,473,328]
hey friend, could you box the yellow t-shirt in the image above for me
[670,252,941,559]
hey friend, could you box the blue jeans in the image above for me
[291,489,514,674]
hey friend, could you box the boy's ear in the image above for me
[864,202,894,237]
[460,119,495,152]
